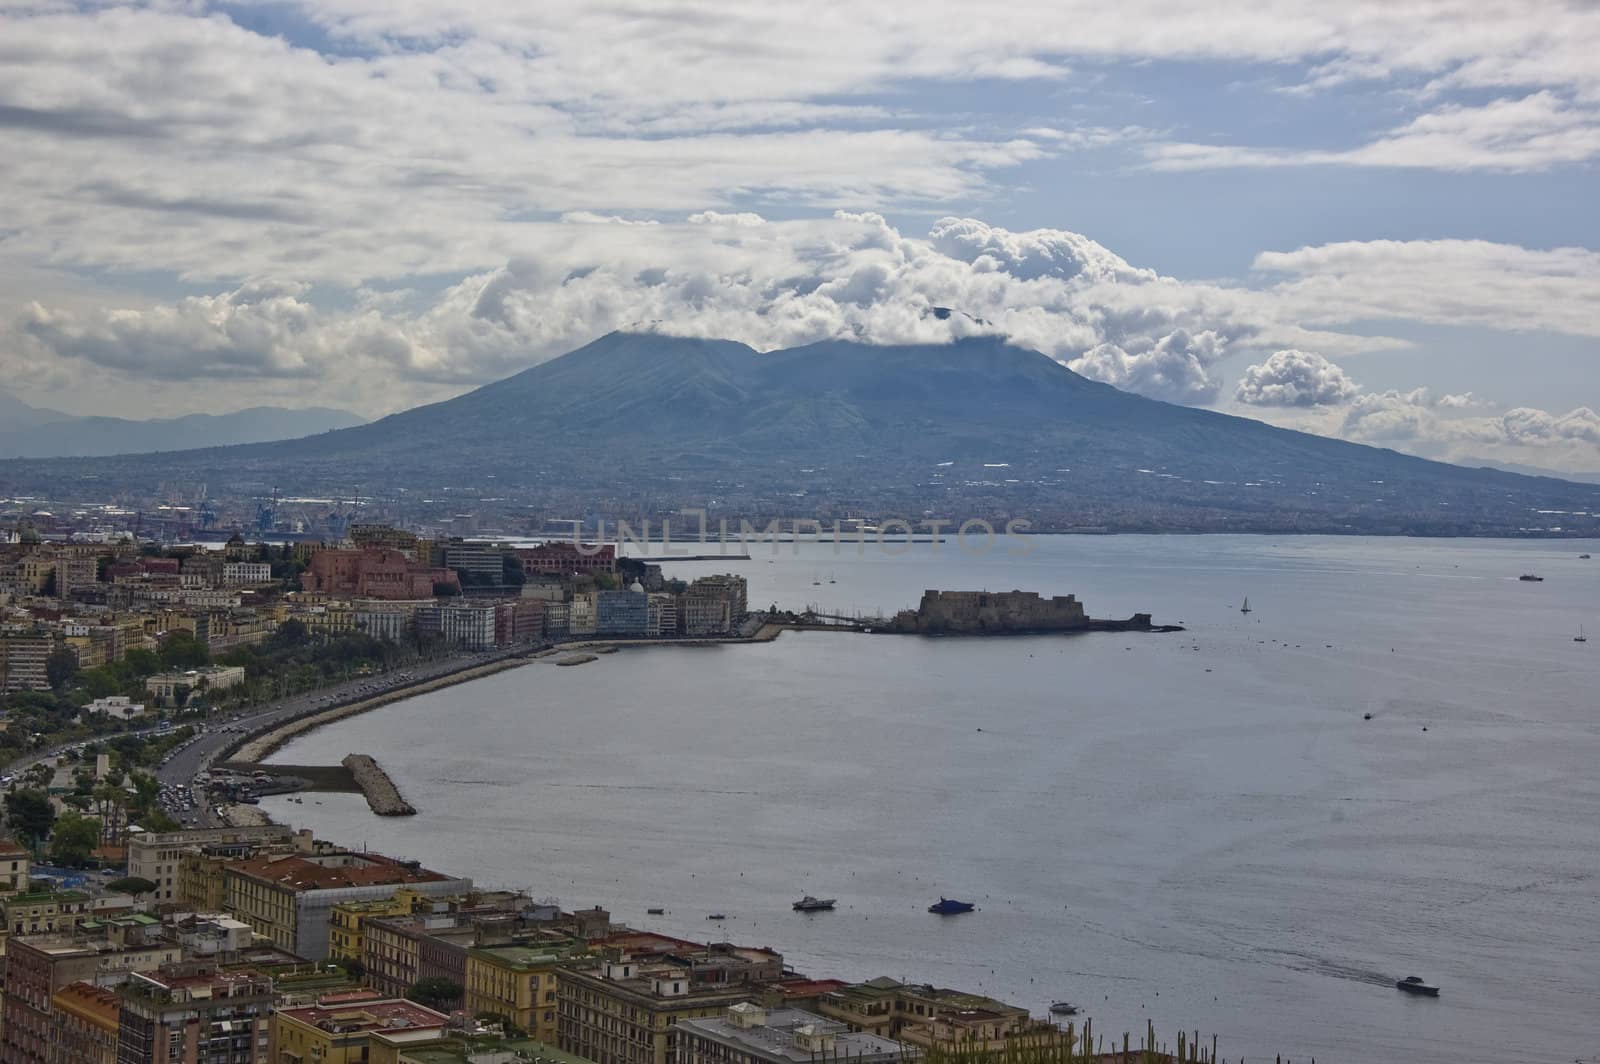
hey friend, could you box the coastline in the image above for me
[225,625,794,767]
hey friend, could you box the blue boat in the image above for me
[928,897,976,915]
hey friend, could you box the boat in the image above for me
[793,896,836,912]
[1580,553,1591,559]
[1519,574,1544,581]
[1396,976,1439,996]
[707,913,726,920]
[1240,597,1252,614]
[928,897,976,915]
[1577,626,1587,643]
[1048,1002,1079,1016]
[646,907,664,915]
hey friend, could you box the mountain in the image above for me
[1460,457,1600,486]
[0,394,365,458]
[3,332,1597,535]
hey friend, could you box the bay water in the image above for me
[263,535,1600,1062]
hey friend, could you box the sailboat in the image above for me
[1240,597,1252,614]
[1577,626,1588,643]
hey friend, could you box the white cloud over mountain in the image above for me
[0,1,1596,471]
[1236,350,1360,407]
[12,212,1599,475]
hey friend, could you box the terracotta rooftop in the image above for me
[51,982,121,1029]
[228,853,451,892]
[597,930,705,954]
[277,998,449,1034]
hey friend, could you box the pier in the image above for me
[341,753,417,816]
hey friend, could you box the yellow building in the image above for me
[270,998,448,1063]
[328,888,428,965]
[49,981,121,1064]
[465,942,586,1042]
[5,889,92,936]
[0,841,31,896]
[556,941,785,1064]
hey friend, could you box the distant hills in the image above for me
[0,392,364,459]
[3,332,1597,535]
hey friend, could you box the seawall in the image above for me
[342,753,416,816]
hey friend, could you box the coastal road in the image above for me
[150,648,523,828]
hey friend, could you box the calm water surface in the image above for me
[265,536,1600,1063]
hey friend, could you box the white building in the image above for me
[222,561,273,586]
[442,604,495,649]
[84,695,147,720]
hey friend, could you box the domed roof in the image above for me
[629,579,645,593]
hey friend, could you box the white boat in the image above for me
[792,896,836,912]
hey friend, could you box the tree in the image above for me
[46,648,80,691]
[123,647,161,675]
[138,809,181,833]
[47,810,102,866]
[406,977,463,1011]
[157,631,209,670]
[106,875,159,897]
[341,957,367,982]
[5,788,55,843]
[274,619,310,647]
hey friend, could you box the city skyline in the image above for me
[2,2,1599,472]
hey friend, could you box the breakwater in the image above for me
[342,753,416,816]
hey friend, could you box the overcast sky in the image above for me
[2,1,1598,471]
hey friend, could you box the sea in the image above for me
[261,535,1600,1063]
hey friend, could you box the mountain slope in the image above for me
[2,332,1596,535]
[0,395,365,458]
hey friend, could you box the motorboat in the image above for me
[928,897,976,915]
[1518,574,1544,581]
[1048,1002,1079,1016]
[793,896,836,912]
[707,913,726,920]
[646,907,664,915]
[1396,976,1439,996]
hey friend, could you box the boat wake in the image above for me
[1256,948,1394,987]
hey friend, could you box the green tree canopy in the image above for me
[106,875,159,896]
[158,631,210,670]
[5,787,55,843]
[46,648,80,691]
[406,976,463,1011]
[47,810,102,866]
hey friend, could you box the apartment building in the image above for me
[557,936,786,1064]
[48,982,120,1064]
[222,853,469,961]
[116,966,277,1064]
[464,941,586,1043]
[269,998,448,1064]
[2,928,184,1063]
[128,825,297,907]
[674,1004,910,1064]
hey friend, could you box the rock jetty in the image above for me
[341,753,416,816]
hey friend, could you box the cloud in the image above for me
[1337,389,1600,466]
[12,213,1329,408]
[13,215,1595,419]
[1252,239,1600,337]
[1148,92,1600,173]
[1236,349,1360,407]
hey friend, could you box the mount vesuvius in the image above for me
[4,332,1596,535]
